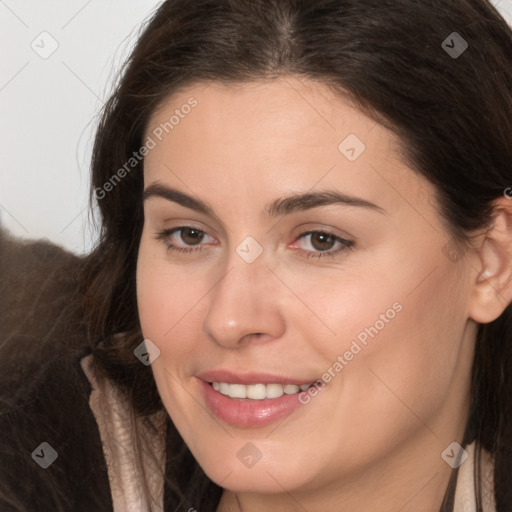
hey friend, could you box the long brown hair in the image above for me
[77,1,512,510]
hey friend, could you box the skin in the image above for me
[136,76,512,512]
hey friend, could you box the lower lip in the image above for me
[199,379,307,427]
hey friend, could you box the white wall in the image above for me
[1,0,511,255]
[0,0,163,254]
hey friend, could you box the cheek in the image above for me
[310,246,465,414]
[137,253,201,357]
[333,258,468,432]
[137,229,195,336]
[136,246,206,422]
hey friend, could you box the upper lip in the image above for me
[197,369,317,386]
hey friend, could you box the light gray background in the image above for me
[1,0,511,255]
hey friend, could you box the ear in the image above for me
[468,195,512,324]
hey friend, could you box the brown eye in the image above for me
[155,226,215,254]
[309,232,337,251]
[292,230,354,260]
[180,227,205,245]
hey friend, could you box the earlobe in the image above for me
[468,197,512,324]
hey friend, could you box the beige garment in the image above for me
[453,440,496,511]
[80,354,167,512]
[81,354,496,512]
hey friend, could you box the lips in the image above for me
[196,370,319,427]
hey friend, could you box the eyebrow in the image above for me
[142,183,387,218]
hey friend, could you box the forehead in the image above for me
[145,77,384,151]
[142,77,432,218]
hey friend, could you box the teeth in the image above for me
[247,384,266,399]
[211,382,311,400]
[284,384,300,394]
[266,383,284,398]
[228,383,247,399]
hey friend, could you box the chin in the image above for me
[195,447,316,495]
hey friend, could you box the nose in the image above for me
[202,248,286,349]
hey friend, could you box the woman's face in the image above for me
[137,77,479,505]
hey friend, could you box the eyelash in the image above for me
[155,227,355,259]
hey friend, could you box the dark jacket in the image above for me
[0,229,113,511]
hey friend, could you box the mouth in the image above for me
[197,373,320,427]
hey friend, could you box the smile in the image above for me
[211,382,313,400]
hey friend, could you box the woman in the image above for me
[1,0,512,510]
